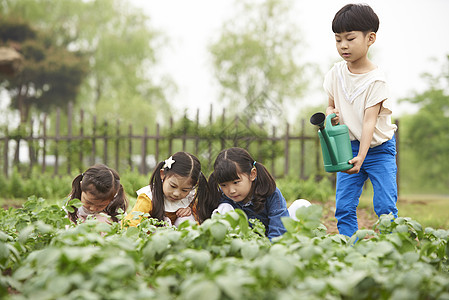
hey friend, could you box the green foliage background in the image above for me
[0,0,448,203]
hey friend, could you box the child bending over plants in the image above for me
[208,147,311,241]
[66,164,128,224]
[123,151,211,227]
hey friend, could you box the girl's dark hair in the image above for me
[67,164,128,223]
[208,147,276,213]
[149,152,211,223]
[332,3,379,34]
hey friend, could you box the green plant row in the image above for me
[0,197,448,299]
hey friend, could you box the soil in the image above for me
[315,200,379,234]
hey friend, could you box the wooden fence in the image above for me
[0,102,399,186]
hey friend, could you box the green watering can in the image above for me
[310,112,353,172]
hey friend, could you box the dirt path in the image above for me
[316,200,378,234]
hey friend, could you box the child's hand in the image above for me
[344,156,364,174]
[176,207,192,217]
[327,108,340,125]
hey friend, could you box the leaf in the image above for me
[224,211,241,228]
[209,221,228,241]
[18,225,34,243]
[269,256,295,284]
[328,271,368,296]
[393,224,409,233]
[151,234,169,255]
[13,266,35,281]
[241,241,259,260]
[0,242,9,261]
[230,239,244,255]
[93,257,136,279]
[0,231,11,242]
[125,226,139,237]
[281,216,297,233]
[46,275,71,295]
[181,280,220,300]
[183,249,211,271]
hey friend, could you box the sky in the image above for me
[131,0,449,121]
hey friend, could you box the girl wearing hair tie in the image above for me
[66,164,128,224]
[123,151,211,227]
[208,147,311,241]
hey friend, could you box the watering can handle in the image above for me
[326,113,337,128]
[320,113,338,165]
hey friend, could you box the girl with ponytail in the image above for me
[124,151,211,227]
[209,147,311,240]
[67,164,128,224]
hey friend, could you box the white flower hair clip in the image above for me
[163,156,175,169]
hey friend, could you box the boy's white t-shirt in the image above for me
[323,61,397,147]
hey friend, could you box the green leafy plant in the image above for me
[0,197,448,299]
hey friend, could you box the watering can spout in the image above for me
[310,112,326,130]
[310,112,353,173]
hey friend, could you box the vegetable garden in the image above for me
[1,196,448,299]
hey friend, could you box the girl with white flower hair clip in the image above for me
[123,151,211,227]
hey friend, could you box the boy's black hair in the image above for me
[332,3,379,34]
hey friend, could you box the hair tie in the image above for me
[163,156,176,169]
[253,161,257,167]
[81,173,84,178]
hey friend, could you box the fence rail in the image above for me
[0,102,399,188]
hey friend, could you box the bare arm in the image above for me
[326,96,340,125]
[344,102,382,174]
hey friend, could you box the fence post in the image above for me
[284,123,290,176]
[155,123,160,164]
[233,116,239,147]
[91,116,97,165]
[128,124,133,171]
[79,110,84,172]
[103,121,108,165]
[221,108,225,150]
[28,117,34,173]
[42,114,47,173]
[54,108,60,176]
[208,104,213,167]
[140,127,148,174]
[67,102,73,174]
[195,109,199,156]
[182,112,187,151]
[115,120,120,172]
[3,127,9,177]
[300,119,306,179]
[168,117,173,155]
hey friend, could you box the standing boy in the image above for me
[323,4,398,237]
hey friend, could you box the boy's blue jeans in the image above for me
[335,136,398,237]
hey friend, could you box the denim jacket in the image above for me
[219,187,289,240]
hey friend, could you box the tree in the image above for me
[0,18,87,125]
[0,0,173,131]
[400,55,449,192]
[209,0,308,125]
